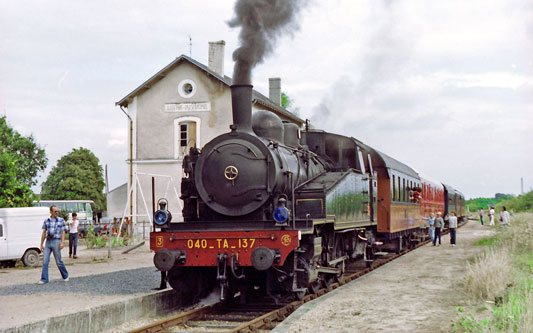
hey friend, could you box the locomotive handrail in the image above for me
[294,170,327,191]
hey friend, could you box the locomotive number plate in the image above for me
[186,238,256,250]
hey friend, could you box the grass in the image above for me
[462,247,512,300]
[473,235,499,247]
[452,213,533,332]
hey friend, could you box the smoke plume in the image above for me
[228,0,307,85]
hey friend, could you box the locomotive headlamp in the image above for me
[273,207,289,224]
[154,198,172,227]
[273,196,290,225]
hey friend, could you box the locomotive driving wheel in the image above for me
[167,268,205,305]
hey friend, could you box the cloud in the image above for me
[107,130,127,148]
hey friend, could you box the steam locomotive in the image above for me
[150,84,465,303]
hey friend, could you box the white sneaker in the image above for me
[37,280,47,285]
[63,277,69,282]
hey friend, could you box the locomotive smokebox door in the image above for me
[195,135,272,216]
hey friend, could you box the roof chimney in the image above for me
[208,40,225,76]
[269,78,281,106]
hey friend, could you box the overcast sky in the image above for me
[1,0,532,199]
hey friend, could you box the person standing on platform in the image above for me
[424,213,436,244]
[479,207,484,225]
[38,205,69,284]
[433,212,444,246]
[489,206,495,226]
[69,212,79,259]
[445,211,458,246]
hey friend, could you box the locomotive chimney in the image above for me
[231,84,253,133]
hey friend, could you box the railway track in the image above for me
[131,221,469,333]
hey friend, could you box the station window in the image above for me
[178,122,197,155]
[174,117,201,158]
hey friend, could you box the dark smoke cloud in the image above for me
[228,0,307,85]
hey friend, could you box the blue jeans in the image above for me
[69,232,78,256]
[480,216,483,225]
[40,238,69,283]
[429,226,435,243]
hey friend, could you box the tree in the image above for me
[0,152,36,207]
[0,116,46,207]
[41,147,106,212]
[0,116,47,187]
[281,91,301,117]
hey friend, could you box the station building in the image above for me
[109,41,303,238]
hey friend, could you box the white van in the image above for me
[0,207,50,267]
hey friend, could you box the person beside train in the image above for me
[445,211,458,247]
[499,206,511,227]
[479,207,484,225]
[424,213,436,244]
[433,212,444,246]
[489,206,495,226]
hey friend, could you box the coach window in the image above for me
[396,176,399,201]
[174,117,201,158]
[392,175,396,201]
[403,178,406,202]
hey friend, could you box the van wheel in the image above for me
[22,250,40,267]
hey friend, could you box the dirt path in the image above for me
[275,221,493,333]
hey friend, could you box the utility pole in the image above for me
[521,177,524,195]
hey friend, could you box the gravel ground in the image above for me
[275,221,494,333]
[0,241,162,330]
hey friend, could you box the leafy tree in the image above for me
[466,195,513,212]
[495,191,533,213]
[0,151,36,207]
[281,91,293,109]
[0,116,47,187]
[0,116,46,207]
[41,147,106,212]
[281,91,301,117]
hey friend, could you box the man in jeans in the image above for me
[38,205,69,284]
[446,211,458,247]
[433,212,444,246]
